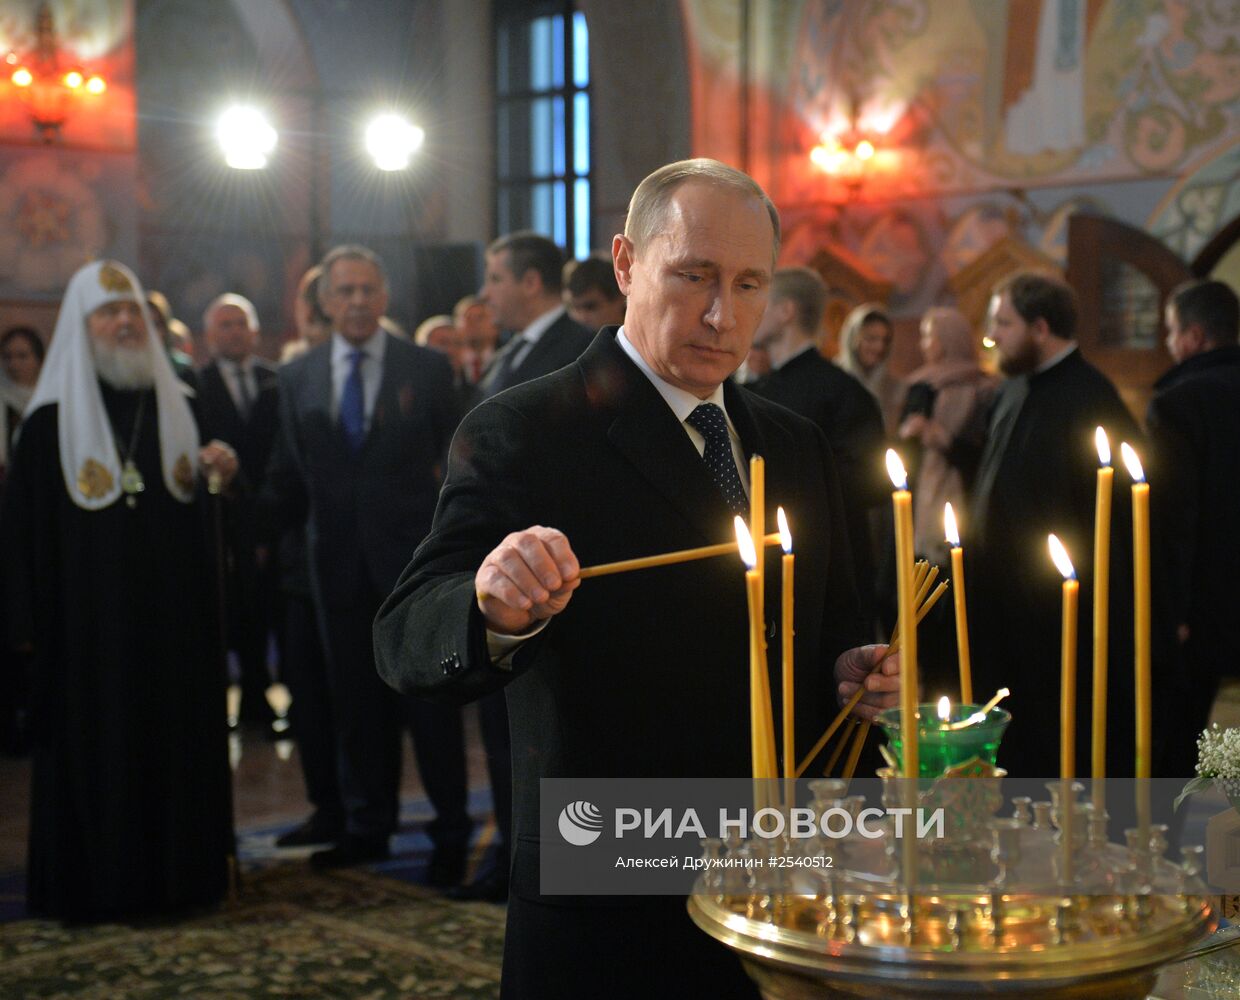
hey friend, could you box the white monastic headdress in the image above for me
[26,259,200,511]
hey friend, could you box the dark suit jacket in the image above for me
[751,348,887,621]
[195,358,280,487]
[373,330,864,996]
[477,311,593,398]
[1147,345,1240,659]
[262,334,457,608]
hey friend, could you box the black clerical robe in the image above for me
[969,349,1145,780]
[1,384,232,921]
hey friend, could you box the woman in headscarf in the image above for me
[898,306,997,565]
[0,326,45,482]
[837,302,903,435]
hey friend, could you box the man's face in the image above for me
[480,250,527,331]
[1164,302,1200,364]
[424,323,463,372]
[87,300,147,353]
[987,291,1037,376]
[751,294,789,350]
[614,181,775,398]
[321,258,389,345]
[87,299,155,388]
[565,288,625,331]
[459,303,499,352]
[206,304,258,363]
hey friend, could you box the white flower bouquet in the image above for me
[1175,723,1240,812]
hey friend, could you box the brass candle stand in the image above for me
[688,764,1216,999]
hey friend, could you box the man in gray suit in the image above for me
[263,245,471,874]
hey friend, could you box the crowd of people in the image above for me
[0,158,1237,998]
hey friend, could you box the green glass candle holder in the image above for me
[876,703,1011,780]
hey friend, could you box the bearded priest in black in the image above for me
[0,259,240,922]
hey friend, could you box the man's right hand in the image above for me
[476,526,581,635]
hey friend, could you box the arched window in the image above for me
[495,1,591,258]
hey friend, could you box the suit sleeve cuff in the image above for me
[486,620,550,670]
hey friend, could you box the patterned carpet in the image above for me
[0,864,505,999]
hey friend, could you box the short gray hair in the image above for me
[319,244,389,294]
[414,314,454,346]
[624,158,780,264]
[203,292,259,332]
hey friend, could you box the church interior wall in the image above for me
[1,0,1236,397]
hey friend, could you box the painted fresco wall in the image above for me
[0,0,136,334]
[681,0,1240,366]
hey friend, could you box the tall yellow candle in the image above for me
[943,502,972,704]
[1049,535,1079,779]
[735,517,771,804]
[749,456,777,780]
[778,508,795,783]
[1092,428,1113,810]
[750,454,765,608]
[887,449,918,892]
[886,451,919,779]
[1121,443,1152,835]
[1049,533,1078,884]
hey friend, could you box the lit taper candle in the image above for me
[1121,442,1151,837]
[1049,533,1079,884]
[1093,427,1113,811]
[777,507,795,784]
[735,516,775,805]
[943,502,972,703]
[886,450,919,784]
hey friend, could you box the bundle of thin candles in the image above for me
[795,560,948,780]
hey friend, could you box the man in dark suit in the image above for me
[1147,279,1240,776]
[459,231,593,901]
[262,245,471,873]
[750,266,887,630]
[477,231,594,398]
[374,161,900,998]
[197,293,281,728]
[969,272,1142,780]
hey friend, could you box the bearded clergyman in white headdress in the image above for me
[0,259,240,922]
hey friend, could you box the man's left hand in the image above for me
[834,644,901,721]
[199,440,239,492]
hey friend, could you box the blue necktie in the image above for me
[340,348,366,453]
[685,402,747,515]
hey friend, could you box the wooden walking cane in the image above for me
[208,469,241,903]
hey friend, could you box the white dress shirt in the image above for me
[507,304,566,369]
[616,327,750,493]
[330,327,388,431]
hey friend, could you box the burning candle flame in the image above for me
[734,515,757,569]
[1048,533,1076,580]
[885,449,908,491]
[1095,427,1111,467]
[776,506,792,554]
[944,501,960,547]
[937,696,951,722]
[1120,442,1145,483]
